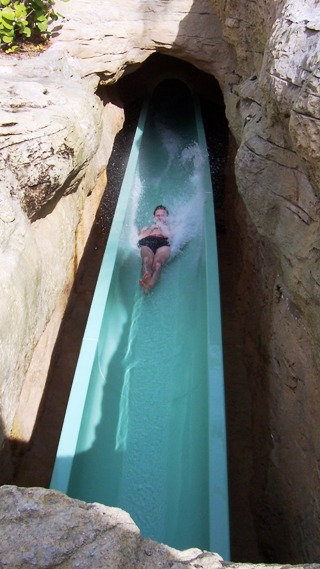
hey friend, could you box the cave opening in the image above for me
[11,53,261,563]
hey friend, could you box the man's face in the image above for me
[154,209,168,223]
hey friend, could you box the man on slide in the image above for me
[138,205,171,294]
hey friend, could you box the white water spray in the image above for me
[131,131,207,261]
[168,141,206,257]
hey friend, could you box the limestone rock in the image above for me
[0,485,141,568]
[0,46,124,465]
[0,485,224,569]
[0,49,103,220]
[1,485,319,569]
[50,0,235,85]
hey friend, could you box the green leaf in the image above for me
[0,0,11,6]
[32,0,45,9]
[36,19,47,31]
[16,19,26,30]
[3,33,14,42]
[1,17,14,29]
[5,44,20,52]
[1,6,15,20]
[14,4,27,18]
[1,25,14,35]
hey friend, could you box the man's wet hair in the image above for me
[154,205,169,216]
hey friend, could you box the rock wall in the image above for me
[0,49,124,472]
[0,0,320,562]
[1,485,318,569]
[223,2,320,561]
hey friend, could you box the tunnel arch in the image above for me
[102,52,225,107]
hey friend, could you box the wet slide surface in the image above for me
[51,80,229,556]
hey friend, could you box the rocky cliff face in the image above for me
[0,485,221,569]
[1,485,319,569]
[0,0,319,563]
[0,49,124,460]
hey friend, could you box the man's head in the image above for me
[153,205,169,224]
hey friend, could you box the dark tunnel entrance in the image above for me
[11,53,260,563]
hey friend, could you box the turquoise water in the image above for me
[51,81,229,556]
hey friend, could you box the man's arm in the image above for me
[139,225,154,238]
[156,221,171,238]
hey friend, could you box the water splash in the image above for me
[168,142,206,257]
[133,138,207,259]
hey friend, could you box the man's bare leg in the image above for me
[147,247,170,289]
[147,261,163,288]
[139,247,155,294]
[139,247,154,284]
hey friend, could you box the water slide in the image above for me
[50,80,230,559]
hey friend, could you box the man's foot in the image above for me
[139,275,150,287]
[146,279,156,288]
[141,270,152,283]
[139,279,151,294]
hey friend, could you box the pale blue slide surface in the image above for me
[50,80,230,558]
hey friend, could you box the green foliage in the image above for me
[0,0,67,49]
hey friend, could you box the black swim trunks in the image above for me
[138,236,170,254]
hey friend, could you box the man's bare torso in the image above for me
[139,224,167,239]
